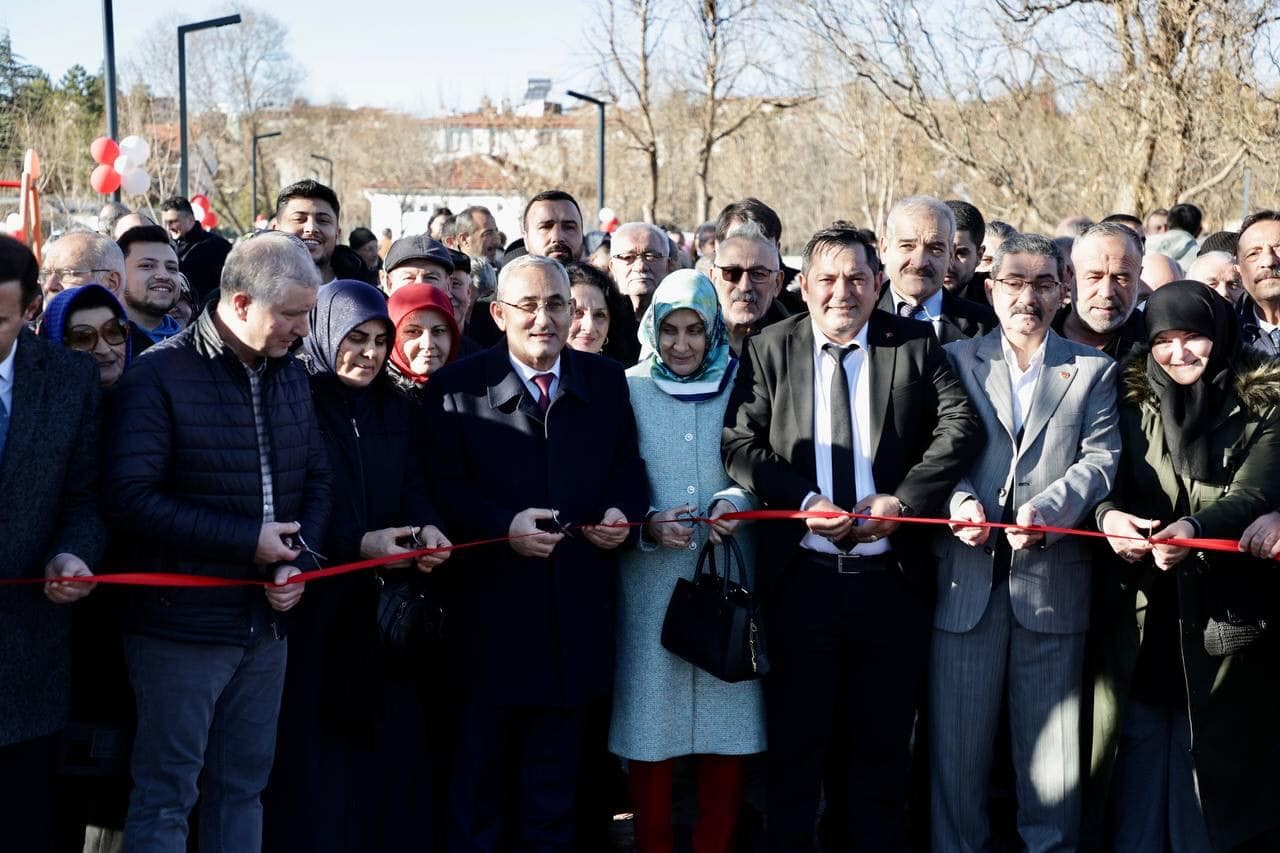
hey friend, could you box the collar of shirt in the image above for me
[1000,334,1046,382]
[509,352,562,399]
[890,285,944,322]
[0,332,16,413]
[1253,306,1280,335]
[809,318,870,359]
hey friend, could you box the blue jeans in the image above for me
[122,631,287,853]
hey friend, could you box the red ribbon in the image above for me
[6,510,1246,589]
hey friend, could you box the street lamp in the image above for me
[310,154,334,187]
[251,131,282,227]
[566,90,606,217]
[102,0,120,201]
[178,14,241,198]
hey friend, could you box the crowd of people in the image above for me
[2,180,1279,853]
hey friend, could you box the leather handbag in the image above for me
[375,572,444,663]
[660,534,770,683]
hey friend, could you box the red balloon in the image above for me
[191,194,210,208]
[90,164,121,194]
[202,210,219,229]
[90,136,120,166]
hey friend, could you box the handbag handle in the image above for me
[716,534,750,597]
[693,536,721,584]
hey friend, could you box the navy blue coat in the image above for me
[426,343,649,707]
[102,305,332,645]
[0,331,105,746]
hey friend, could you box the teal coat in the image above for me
[608,362,765,761]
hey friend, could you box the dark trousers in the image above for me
[763,553,930,852]
[448,702,591,853]
[0,731,60,853]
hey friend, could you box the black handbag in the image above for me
[660,534,770,683]
[375,571,444,663]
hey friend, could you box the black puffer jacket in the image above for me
[102,304,332,645]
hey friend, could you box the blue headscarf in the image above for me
[39,283,132,369]
[637,269,734,401]
[303,279,393,377]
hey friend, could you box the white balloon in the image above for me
[113,153,136,175]
[119,135,150,165]
[191,202,207,222]
[3,212,21,233]
[121,168,151,196]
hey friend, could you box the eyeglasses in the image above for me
[992,277,1061,297]
[65,318,129,351]
[715,264,779,285]
[38,268,113,285]
[498,297,573,317]
[612,251,667,265]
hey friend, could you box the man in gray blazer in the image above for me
[931,232,1120,852]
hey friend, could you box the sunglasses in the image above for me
[65,318,129,352]
[714,264,778,285]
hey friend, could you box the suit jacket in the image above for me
[878,284,998,345]
[936,329,1120,635]
[0,330,105,746]
[722,311,984,595]
[426,343,649,707]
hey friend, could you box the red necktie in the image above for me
[533,373,554,414]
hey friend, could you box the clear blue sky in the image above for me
[1,0,598,114]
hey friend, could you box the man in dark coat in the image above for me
[427,254,648,851]
[103,231,332,852]
[161,196,232,304]
[1054,221,1147,362]
[0,235,105,851]
[877,196,997,344]
[722,224,983,852]
[1231,209,1280,358]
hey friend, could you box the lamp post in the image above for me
[566,90,606,217]
[102,0,120,201]
[178,14,241,198]
[251,131,282,227]
[310,154,334,187]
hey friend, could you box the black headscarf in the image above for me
[303,279,393,378]
[1143,280,1240,481]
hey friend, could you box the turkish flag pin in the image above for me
[1060,370,1070,378]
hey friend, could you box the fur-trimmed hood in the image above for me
[1121,347,1280,415]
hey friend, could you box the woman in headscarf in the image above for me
[386,283,460,404]
[1089,280,1280,851]
[265,279,452,853]
[39,283,130,387]
[609,270,764,853]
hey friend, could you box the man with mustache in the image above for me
[523,190,585,264]
[710,221,783,354]
[1232,210,1280,357]
[933,232,1119,852]
[117,225,184,344]
[1054,222,1147,360]
[877,196,996,344]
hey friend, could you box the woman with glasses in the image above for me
[609,269,764,853]
[266,279,452,853]
[385,284,460,405]
[1090,281,1280,850]
[566,261,641,365]
[39,283,131,387]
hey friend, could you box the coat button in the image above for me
[689,542,698,551]
[684,433,694,441]
[687,485,696,494]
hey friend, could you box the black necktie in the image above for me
[897,301,924,320]
[823,342,858,513]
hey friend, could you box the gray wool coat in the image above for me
[0,330,105,747]
[608,362,766,762]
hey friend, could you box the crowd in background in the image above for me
[3,180,1280,853]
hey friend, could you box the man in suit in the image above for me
[0,235,105,851]
[722,223,983,851]
[427,254,648,851]
[933,232,1120,851]
[878,195,997,344]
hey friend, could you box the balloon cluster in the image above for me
[189,193,219,229]
[89,135,152,196]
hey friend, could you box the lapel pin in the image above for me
[1060,370,1070,379]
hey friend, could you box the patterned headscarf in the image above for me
[638,269,734,401]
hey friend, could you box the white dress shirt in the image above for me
[802,321,889,556]
[1000,335,1046,436]
[0,333,17,419]
[509,353,561,404]
[891,285,945,339]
